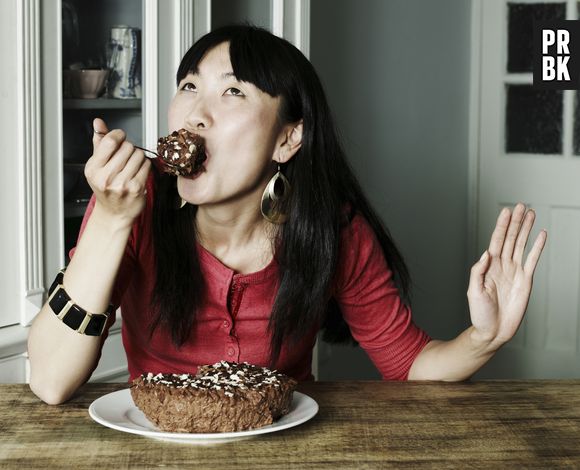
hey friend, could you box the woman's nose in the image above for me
[184,100,212,131]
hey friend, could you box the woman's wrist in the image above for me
[468,325,503,356]
[409,327,501,381]
[91,200,136,233]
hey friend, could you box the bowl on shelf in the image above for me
[63,69,110,99]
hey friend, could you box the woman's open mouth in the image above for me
[180,151,209,180]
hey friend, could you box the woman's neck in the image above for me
[194,201,276,273]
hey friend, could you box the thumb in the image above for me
[92,118,109,150]
[469,250,491,293]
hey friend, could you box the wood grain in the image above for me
[1,381,579,469]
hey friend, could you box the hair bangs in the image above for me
[228,31,289,97]
[176,25,294,101]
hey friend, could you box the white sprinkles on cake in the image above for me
[140,361,283,397]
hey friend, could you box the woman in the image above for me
[28,25,546,404]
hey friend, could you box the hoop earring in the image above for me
[174,196,187,209]
[260,163,291,224]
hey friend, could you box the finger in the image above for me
[488,207,511,257]
[132,158,152,188]
[501,203,526,260]
[513,209,536,265]
[92,118,110,149]
[468,250,491,296]
[91,129,127,167]
[103,140,136,176]
[125,163,149,196]
[115,148,146,181]
[523,230,547,277]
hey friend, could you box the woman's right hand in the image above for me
[85,118,151,224]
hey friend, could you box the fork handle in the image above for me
[134,145,158,159]
[93,129,157,159]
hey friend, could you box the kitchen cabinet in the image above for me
[0,0,165,383]
[61,0,144,262]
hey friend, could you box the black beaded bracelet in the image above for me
[47,269,114,336]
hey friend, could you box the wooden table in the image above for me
[1,381,579,469]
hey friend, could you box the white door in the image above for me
[475,0,580,378]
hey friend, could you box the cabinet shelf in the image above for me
[63,98,141,110]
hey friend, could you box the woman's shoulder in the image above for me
[336,209,385,274]
[339,208,378,248]
[334,210,393,295]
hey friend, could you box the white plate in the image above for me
[88,388,318,444]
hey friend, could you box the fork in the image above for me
[93,129,158,158]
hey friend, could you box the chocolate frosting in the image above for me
[157,128,206,176]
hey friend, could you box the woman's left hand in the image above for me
[467,203,547,351]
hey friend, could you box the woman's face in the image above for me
[169,41,283,209]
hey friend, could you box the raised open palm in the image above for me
[467,204,547,349]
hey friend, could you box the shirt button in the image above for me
[223,321,230,329]
[227,347,235,356]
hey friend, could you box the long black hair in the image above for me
[151,24,411,367]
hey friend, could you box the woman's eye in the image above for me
[225,87,244,97]
[181,82,196,92]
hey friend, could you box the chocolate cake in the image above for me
[130,361,298,433]
[157,128,206,176]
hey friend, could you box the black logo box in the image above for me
[533,20,580,89]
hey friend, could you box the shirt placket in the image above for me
[224,276,245,361]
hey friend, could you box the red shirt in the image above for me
[71,177,430,381]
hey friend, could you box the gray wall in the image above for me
[311,0,473,379]
[212,0,271,30]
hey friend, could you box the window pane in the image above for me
[505,85,562,154]
[507,2,566,73]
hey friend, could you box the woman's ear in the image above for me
[274,120,303,164]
